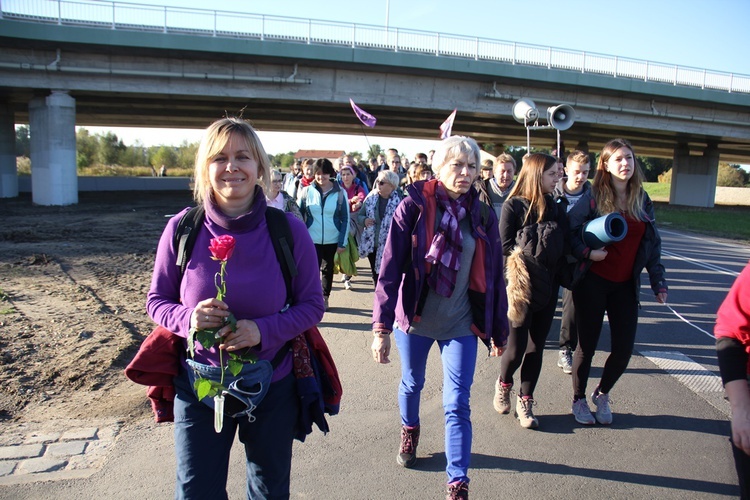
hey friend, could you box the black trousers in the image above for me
[559,288,578,350]
[367,251,378,284]
[315,243,338,297]
[572,272,638,398]
[500,286,559,398]
[733,439,750,499]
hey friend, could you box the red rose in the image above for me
[209,235,236,261]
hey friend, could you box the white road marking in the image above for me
[640,351,723,393]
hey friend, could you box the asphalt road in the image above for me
[2,229,747,499]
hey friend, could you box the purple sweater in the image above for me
[146,190,325,381]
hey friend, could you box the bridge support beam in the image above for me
[669,143,719,208]
[29,91,77,205]
[0,100,17,198]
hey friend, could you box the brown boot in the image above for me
[396,425,420,468]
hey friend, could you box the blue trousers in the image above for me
[394,329,477,484]
[173,368,299,500]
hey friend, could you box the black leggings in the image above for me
[572,272,638,398]
[315,243,338,297]
[367,251,378,284]
[500,287,559,398]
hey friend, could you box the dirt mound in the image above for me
[0,191,194,423]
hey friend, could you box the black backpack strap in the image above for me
[175,205,205,278]
[265,207,298,311]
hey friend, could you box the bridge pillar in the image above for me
[29,91,77,205]
[0,101,18,198]
[669,143,719,208]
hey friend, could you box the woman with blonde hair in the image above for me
[147,117,324,498]
[568,138,667,426]
[494,153,569,429]
[371,136,508,500]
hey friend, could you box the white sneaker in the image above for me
[572,398,595,425]
[557,348,573,374]
[344,280,352,291]
[591,390,613,425]
[339,274,349,283]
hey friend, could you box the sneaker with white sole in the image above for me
[515,395,538,429]
[591,389,613,425]
[493,379,512,414]
[344,279,352,291]
[339,274,348,283]
[572,398,595,425]
[557,348,573,374]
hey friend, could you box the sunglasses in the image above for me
[377,180,389,186]
[272,179,283,183]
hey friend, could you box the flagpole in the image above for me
[359,123,373,156]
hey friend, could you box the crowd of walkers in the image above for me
[142,116,748,499]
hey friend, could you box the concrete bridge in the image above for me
[1,0,749,206]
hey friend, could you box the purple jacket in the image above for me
[372,180,509,350]
[146,189,325,381]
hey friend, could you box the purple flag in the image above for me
[350,99,377,128]
[439,109,457,139]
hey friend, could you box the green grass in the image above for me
[643,182,670,202]
[653,203,750,243]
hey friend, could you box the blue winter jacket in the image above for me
[299,182,349,248]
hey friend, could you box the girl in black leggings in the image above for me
[567,138,667,426]
[495,153,568,429]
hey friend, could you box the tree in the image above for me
[717,163,748,187]
[76,128,98,168]
[150,145,178,169]
[638,156,672,182]
[15,125,30,157]
[176,140,198,170]
[367,144,382,160]
[97,132,125,166]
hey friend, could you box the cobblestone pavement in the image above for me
[0,419,121,485]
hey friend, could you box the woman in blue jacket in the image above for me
[299,158,349,311]
[371,136,509,500]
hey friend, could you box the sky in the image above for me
[82,0,750,156]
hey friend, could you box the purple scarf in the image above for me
[425,182,469,297]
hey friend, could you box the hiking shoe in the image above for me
[446,481,469,500]
[591,389,613,425]
[557,348,573,374]
[397,425,420,468]
[572,398,595,425]
[493,378,512,414]
[515,395,538,429]
[344,279,352,291]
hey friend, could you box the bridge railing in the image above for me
[2,0,749,94]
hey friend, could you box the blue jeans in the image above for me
[173,368,299,500]
[394,328,477,484]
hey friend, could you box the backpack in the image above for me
[174,205,342,436]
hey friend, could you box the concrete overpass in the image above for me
[1,0,749,206]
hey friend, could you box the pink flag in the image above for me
[350,99,377,128]
[439,109,457,139]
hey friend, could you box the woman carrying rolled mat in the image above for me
[567,138,668,426]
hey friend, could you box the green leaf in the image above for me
[187,328,196,358]
[228,358,243,377]
[195,328,219,349]
[194,378,213,400]
[225,313,237,330]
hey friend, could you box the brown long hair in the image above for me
[593,138,646,220]
[507,153,557,224]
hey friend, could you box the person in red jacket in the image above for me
[715,260,750,499]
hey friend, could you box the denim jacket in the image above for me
[372,179,510,350]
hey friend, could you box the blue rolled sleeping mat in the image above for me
[582,213,628,249]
